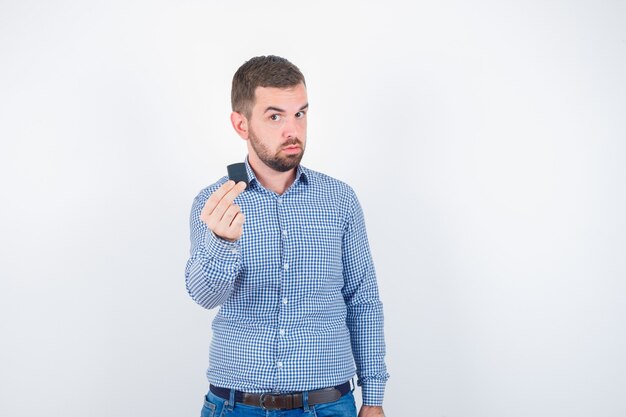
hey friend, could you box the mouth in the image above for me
[282,145,301,155]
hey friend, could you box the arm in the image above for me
[341,191,389,409]
[185,181,246,309]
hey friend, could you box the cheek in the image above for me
[297,119,307,135]
[263,131,284,149]
[252,125,276,143]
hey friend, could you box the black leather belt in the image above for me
[210,381,351,410]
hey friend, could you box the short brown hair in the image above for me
[231,55,306,118]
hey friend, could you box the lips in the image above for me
[282,145,301,154]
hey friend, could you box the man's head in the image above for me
[231,55,306,119]
[230,56,308,174]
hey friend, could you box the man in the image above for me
[185,55,388,417]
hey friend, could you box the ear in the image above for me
[230,111,249,140]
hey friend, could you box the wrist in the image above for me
[359,405,385,417]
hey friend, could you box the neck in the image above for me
[248,155,297,195]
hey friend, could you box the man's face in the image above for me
[246,83,308,172]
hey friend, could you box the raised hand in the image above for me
[200,180,247,242]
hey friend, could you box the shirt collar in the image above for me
[244,157,309,191]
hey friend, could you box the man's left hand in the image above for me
[359,405,385,417]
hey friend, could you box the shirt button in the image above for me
[282,298,288,305]
[283,263,289,270]
[276,361,283,368]
[230,248,238,254]
[282,230,288,237]
[279,329,285,336]
[277,197,283,204]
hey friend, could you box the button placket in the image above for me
[276,194,288,384]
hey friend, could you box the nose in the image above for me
[282,116,298,139]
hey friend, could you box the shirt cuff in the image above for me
[205,230,241,260]
[360,380,386,406]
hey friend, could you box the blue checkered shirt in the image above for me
[185,162,388,405]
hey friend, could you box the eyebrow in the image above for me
[264,103,309,114]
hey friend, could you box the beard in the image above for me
[248,128,305,172]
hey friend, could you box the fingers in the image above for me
[200,180,247,241]
[203,181,236,216]
[213,207,245,240]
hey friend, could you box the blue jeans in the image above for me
[200,389,357,417]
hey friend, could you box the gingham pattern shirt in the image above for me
[185,162,388,405]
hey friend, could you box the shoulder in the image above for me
[302,166,356,198]
[300,166,360,212]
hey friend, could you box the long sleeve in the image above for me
[186,166,387,396]
[185,188,242,310]
[341,192,389,406]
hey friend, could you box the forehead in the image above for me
[253,83,308,111]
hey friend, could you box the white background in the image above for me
[1,1,625,416]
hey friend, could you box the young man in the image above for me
[185,55,388,417]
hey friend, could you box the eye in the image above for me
[269,114,282,122]
[295,111,306,119]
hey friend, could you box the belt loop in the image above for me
[350,378,355,392]
[302,390,310,411]
[225,388,235,411]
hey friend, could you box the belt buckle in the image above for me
[260,393,277,410]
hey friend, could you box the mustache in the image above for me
[282,138,303,147]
